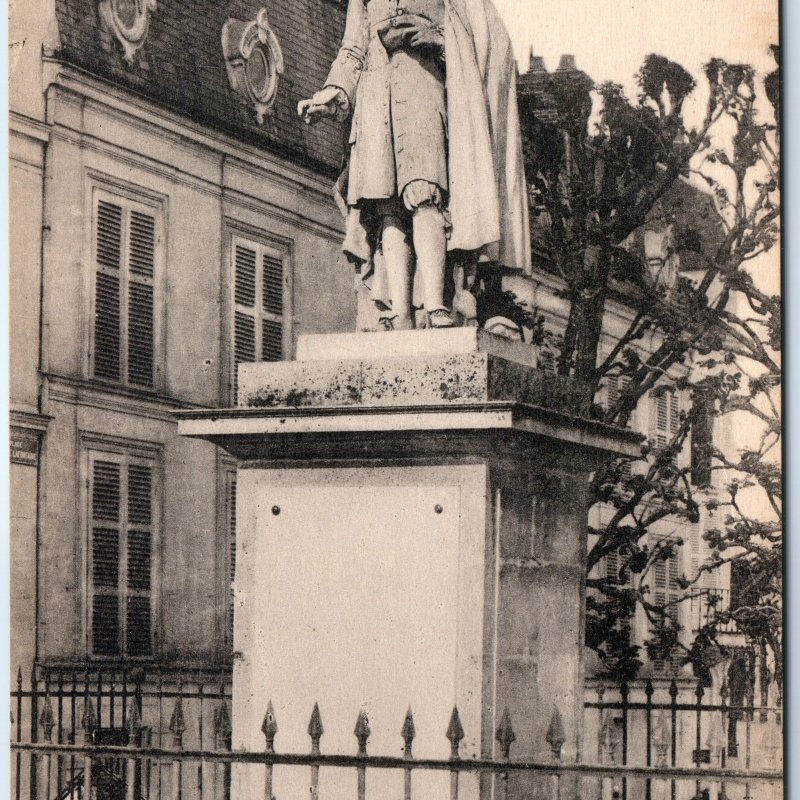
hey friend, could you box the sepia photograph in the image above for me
[7,0,783,798]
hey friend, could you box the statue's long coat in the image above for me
[328,0,532,283]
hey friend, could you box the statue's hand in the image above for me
[298,87,347,124]
[408,25,444,56]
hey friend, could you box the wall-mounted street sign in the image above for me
[10,428,39,467]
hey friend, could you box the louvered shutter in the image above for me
[94,201,123,381]
[126,462,153,656]
[232,240,287,399]
[669,392,680,436]
[233,245,258,401]
[606,549,632,585]
[607,375,620,408]
[128,210,155,388]
[262,254,284,362]
[91,460,122,656]
[262,255,283,316]
[226,473,237,650]
[654,393,668,448]
[652,389,681,465]
[606,374,630,414]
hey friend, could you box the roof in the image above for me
[53,0,348,177]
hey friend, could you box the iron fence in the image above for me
[584,678,783,800]
[10,667,783,800]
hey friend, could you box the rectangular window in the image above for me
[91,191,160,389]
[605,373,633,474]
[605,374,630,416]
[651,388,680,462]
[604,549,632,646]
[651,549,681,675]
[231,236,289,401]
[88,449,157,659]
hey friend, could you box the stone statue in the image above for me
[299,0,531,330]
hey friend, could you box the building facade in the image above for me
[10,0,357,676]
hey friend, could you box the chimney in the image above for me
[557,54,577,71]
[529,54,547,74]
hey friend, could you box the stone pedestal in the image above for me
[177,329,640,800]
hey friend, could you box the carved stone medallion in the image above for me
[99,0,157,63]
[222,9,285,124]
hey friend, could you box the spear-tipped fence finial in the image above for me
[599,713,615,764]
[354,709,371,756]
[81,698,96,738]
[40,694,55,742]
[446,706,465,759]
[695,681,705,701]
[262,701,278,753]
[495,707,516,760]
[126,697,142,737]
[215,700,232,749]
[401,706,416,758]
[169,696,186,748]
[308,703,324,755]
[546,706,566,761]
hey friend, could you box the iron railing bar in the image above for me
[8,742,785,782]
[30,665,39,800]
[15,669,22,800]
[583,701,775,713]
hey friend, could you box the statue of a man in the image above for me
[299,0,531,330]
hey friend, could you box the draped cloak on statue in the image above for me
[326,0,532,306]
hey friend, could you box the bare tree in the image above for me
[511,48,780,681]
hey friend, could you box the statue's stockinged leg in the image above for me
[380,213,415,330]
[412,204,453,328]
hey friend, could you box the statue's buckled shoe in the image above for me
[428,309,455,328]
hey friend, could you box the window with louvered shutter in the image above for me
[651,388,681,464]
[92,192,158,390]
[651,549,681,674]
[605,549,632,647]
[231,237,288,401]
[605,373,632,472]
[88,451,156,659]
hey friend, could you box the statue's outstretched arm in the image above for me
[298,0,367,123]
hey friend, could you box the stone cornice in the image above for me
[9,111,51,143]
[10,410,53,432]
[42,60,342,211]
[44,373,207,423]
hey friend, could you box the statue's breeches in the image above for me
[346,43,447,206]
